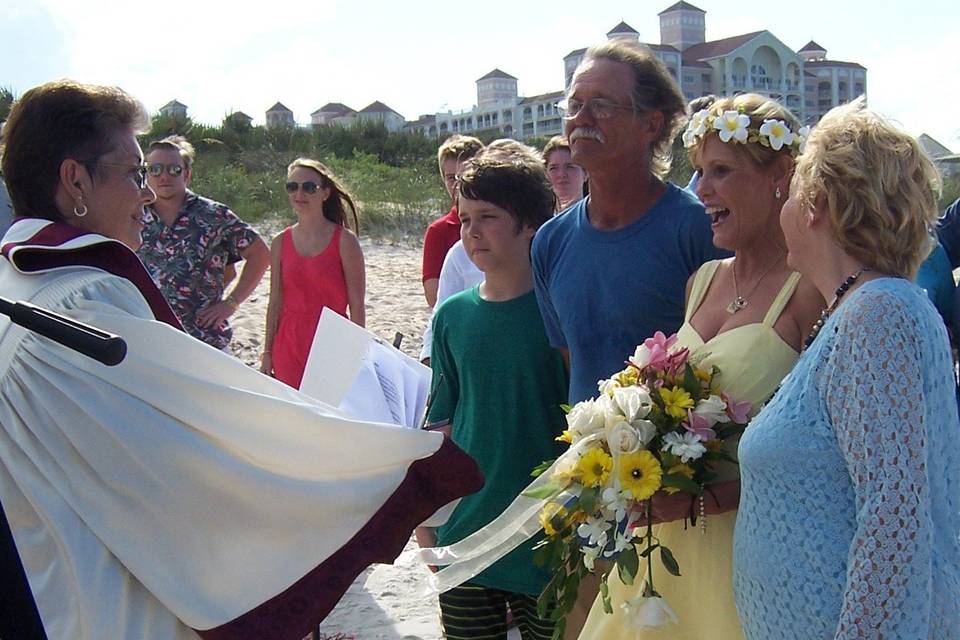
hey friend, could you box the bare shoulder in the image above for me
[786,275,825,335]
[339,226,363,250]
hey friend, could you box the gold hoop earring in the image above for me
[74,201,88,217]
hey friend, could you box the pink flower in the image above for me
[722,393,752,424]
[630,332,680,372]
[683,410,717,441]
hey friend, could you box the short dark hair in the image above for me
[456,155,555,232]
[1,79,149,221]
[582,41,687,178]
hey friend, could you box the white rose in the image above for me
[613,385,653,421]
[597,376,621,396]
[631,343,653,369]
[630,419,657,446]
[692,394,729,425]
[596,393,625,430]
[621,595,679,630]
[607,421,642,454]
[566,399,605,438]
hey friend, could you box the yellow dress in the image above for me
[578,260,801,640]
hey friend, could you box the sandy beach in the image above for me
[229,237,448,639]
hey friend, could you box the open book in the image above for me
[299,308,431,429]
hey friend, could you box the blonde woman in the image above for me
[579,94,822,639]
[734,99,959,638]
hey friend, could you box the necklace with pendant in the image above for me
[726,255,783,314]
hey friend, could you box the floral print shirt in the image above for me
[137,191,260,349]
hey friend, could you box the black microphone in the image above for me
[0,296,127,366]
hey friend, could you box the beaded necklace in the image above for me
[802,266,871,352]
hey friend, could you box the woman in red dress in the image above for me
[261,158,366,388]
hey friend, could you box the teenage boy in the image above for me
[427,153,568,640]
[421,134,484,308]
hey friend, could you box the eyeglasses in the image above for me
[558,97,636,120]
[147,163,184,178]
[91,162,150,189]
[285,181,322,194]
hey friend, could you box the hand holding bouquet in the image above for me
[527,332,750,637]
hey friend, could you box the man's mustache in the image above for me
[569,128,606,144]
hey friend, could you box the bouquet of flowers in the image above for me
[526,332,750,636]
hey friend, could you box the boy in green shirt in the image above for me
[427,150,569,639]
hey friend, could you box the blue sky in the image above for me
[2,0,958,151]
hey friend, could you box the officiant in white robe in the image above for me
[0,80,482,640]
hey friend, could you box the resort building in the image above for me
[406,0,867,139]
[562,2,866,126]
[311,103,357,128]
[265,102,295,128]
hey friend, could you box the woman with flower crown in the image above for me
[577,94,823,639]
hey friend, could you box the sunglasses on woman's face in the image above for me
[147,163,184,177]
[285,181,322,194]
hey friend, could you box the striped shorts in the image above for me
[439,582,556,640]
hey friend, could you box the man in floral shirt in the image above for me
[137,136,269,351]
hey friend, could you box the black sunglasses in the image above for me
[148,163,184,177]
[285,181,322,194]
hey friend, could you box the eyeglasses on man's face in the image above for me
[147,163,185,178]
[285,181,323,195]
[558,97,636,120]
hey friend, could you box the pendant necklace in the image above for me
[801,266,871,351]
[726,255,783,314]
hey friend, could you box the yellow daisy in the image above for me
[539,504,568,536]
[618,450,663,500]
[576,448,613,487]
[663,463,694,495]
[659,386,695,420]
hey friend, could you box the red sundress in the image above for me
[272,225,348,388]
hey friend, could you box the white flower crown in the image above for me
[682,108,810,154]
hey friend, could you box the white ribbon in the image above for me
[408,433,602,594]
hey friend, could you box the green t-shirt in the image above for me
[429,286,568,595]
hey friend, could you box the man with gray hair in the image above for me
[530,41,727,636]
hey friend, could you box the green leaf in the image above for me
[683,364,700,399]
[599,577,613,614]
[578,486,598,514]
[661,473,702,495]
[523,481,564,500]
[616,545,639,586]
[639,543,660,558]
[660,545,682,577]
[560,403,573,414]
[531,459,557,478]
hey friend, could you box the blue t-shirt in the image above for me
[916,241,954,325]
[532,183,728,403]
[937,198,960,269]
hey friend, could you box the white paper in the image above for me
[300,309,432,428]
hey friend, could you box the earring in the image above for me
[775,186,782,199]
[74,201,88,217]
